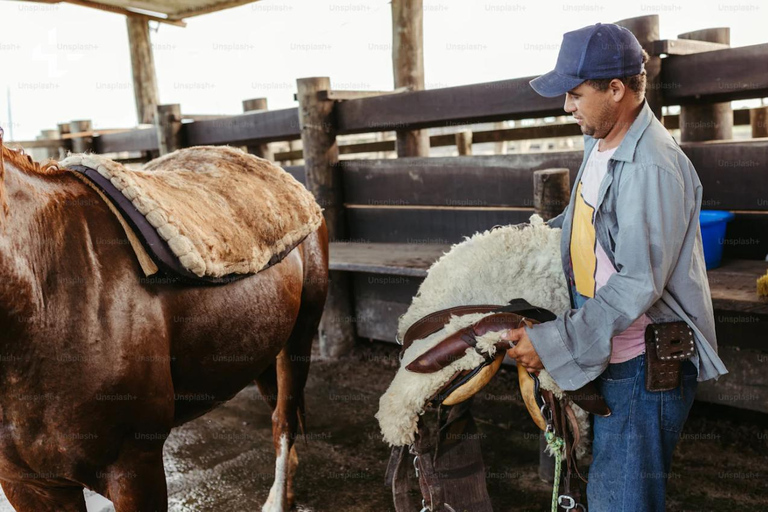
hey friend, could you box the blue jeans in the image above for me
[586,354,698,511]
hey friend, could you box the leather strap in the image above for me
[402,298,557,350]
[402,304,503,350]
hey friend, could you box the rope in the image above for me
[545,430,565,512]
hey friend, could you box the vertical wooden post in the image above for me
[533,169,570,221]
[616,15,662,120]
[455,130,472,155]
[534,167,570,482]
[126,14,160,125]
[155,104,183,155]
[242,98,274,160]
[70,120,93,154]
[57,122,71,159]
[678,28,733,142]
[392,0,429,157]
[38,129,60,161]
[750,107,768,138]
[296,77,356,358]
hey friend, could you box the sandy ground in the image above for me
[1,341,766,511]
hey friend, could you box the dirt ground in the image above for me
[1,341,764,512]
[160,340,768,512]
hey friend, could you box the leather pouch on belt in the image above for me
[644,321,696,392]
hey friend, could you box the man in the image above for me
[501,23,728,511]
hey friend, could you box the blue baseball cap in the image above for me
[529,23,645,98]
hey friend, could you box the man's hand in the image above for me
[502,327,544,372]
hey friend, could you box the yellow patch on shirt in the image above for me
[570,181,598,298]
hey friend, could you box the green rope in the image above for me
[545,430,565,512]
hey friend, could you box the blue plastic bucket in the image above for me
[699,210,735,270]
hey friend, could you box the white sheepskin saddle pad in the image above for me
[376,214,590,455]
[60,146,323,278]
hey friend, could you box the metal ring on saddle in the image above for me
[558,494,578,510]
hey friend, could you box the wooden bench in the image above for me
[330,241,768,412]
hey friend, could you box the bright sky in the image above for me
[0,0,765,140]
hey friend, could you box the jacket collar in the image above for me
[584,99,655,163]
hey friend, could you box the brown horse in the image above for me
[0,132,328,511]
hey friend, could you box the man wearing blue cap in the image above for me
[502,23,727,511]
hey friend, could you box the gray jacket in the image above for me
[525,99,728,391]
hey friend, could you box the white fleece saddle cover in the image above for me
[60,146,324,278]
[376,215,590,456]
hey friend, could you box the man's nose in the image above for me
[564,95,576,113]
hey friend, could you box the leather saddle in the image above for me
[401,298,611,421]
[389,298,609,511]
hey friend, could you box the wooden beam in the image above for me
[52,0,186,26]
[652,38,730,56]
[93,127,158,153]
[338,140,768,211]
[126,14,160,125]
[319,87,411,101]
[183,107,301,146]
[662,43,768,103]
[167,0,263,20]
[335,77,565,134]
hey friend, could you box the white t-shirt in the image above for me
[570,142,649,363]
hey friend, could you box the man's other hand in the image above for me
[502,327,544,372]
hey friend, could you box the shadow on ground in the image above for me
[1,341,765,511]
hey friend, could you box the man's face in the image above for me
[563,82,617,139]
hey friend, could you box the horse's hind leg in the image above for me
[261,237,328,512]
[1,481,87,512]
[103,443,168,512]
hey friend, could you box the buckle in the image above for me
[413,455,420,478]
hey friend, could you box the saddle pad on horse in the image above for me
[376,215,592,456]
[60,146,323,283]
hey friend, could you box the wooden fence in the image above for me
[10,15,768,412]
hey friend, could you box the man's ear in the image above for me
[608,78,626,103]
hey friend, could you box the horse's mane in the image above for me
[0,144,66,218]
[1,145,63,176]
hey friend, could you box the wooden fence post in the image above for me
[242,98,274,160]
[534,167,570,482]
[38,129,60,161]
[392,0,429,157]
[296,76,356,358]
[750,107,768,138]
[616,15,662,120]
[455,130,472,155]
[57,122,71,159]
[678,28,733,142]
[70,120,93,154]
[156,103,183,155]
[126,14,160,125]
[533,169,570,221]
